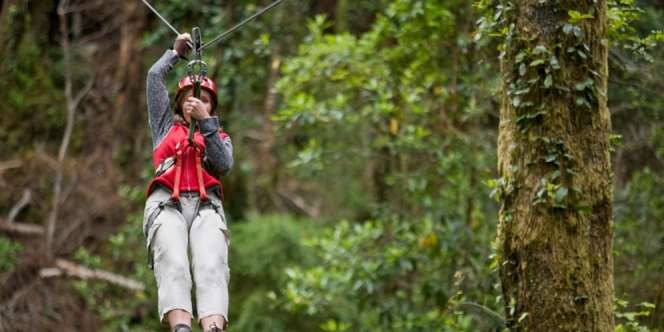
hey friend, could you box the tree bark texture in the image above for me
[496,0,614,330]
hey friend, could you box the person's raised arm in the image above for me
[199,117,234,176]
[146,33,192,148]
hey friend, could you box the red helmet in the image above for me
[175,76,218,111]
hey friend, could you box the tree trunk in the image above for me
[496,0,614,330]
[334,0,348,33]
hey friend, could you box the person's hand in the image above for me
[183,96,211,121]
[173,33,192,58]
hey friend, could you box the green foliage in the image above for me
[614,169,664,324]
[614,298,656,332]
[274,1,503,330]
[0,28,66,155]
[607,0,663,62]
[276,0,497,216]
[602,2,664,326]
[0,235,23,273]
[229,213,321,332]
[8,0,657,329]
[71,185,321,331]
[69,201,162,332]
[282,219,484,330]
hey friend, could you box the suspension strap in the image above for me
[194,144,208,201]
[187,27,205,143]
[171,141,184,201]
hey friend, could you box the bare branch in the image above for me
[0,159,21,171]
[33,143,59,171]
[0,159,22,186]
[59,172,79,206]
[45,0,94,259]
[61,0,105,14]
[72,75,95,110]
[7,189,31,224]
[39,268,63,278]
[39,259,145,291]
[76,16,123,45]
[1,278,40,312]
[45,0,73,259]
[0,217,44,236]
[277,189,321,218]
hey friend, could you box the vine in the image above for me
[476,1,607,212]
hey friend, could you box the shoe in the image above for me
[172,324,192,332]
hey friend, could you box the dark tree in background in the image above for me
[496,0,614,330]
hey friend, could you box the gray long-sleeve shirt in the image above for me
[146,50,233,176]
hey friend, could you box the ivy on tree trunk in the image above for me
[496,0,614,330]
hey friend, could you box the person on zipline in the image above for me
[143,33,233,332]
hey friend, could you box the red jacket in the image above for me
[146,123,228,199]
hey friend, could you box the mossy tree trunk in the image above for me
[496,0,614,330]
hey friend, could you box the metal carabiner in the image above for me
[187,59,208,83]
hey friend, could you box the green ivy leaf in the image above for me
[516,51,526,63]
[533,45,548,54]
[529,59,545,67]
[544,75,553,88]
[555,186,568,203]
[512,96,521,107]
[573,26,585,39]
[549,56,560,70]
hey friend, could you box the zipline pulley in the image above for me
[140,0,286,141]
[187,27,206,143]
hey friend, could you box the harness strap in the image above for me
[194,144,208,201]
[170,139,209,201]
[171,141,184,201]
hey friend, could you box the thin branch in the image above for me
[0,217,44,236]
[33,143,59,171]
[59,171,79,205]
[39,259,145,291]
[0,159,21,171]
[7,189,31,224]
[75,16,123,45]
[0,159,22,186]
[456,301,506,326]
[61,0,105,14]
[1,278,40,312]
[72,75,95,111]
[45,0,93,259]
[277,189,320,218]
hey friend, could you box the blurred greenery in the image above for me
[0,235,23,273]
[1,0,662,330]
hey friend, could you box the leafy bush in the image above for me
[282,218,498,331]
[229,213,322,332]
[0,235,23,273]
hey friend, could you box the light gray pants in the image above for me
[143,187,231,328]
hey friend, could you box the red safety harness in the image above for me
[146,123,225,201]
[171,139,208,201]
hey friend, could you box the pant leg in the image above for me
[151,206,194,326]
[189,201,230,326]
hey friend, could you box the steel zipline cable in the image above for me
[201,0,284,50]
[141,0,181,36]
[140,0,286,51]
[140,0,286,140]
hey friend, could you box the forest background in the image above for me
[0,0,662,331]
